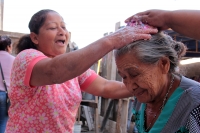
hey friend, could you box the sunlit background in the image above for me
[4,0,200,48]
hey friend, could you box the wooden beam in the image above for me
[81,100,97,108]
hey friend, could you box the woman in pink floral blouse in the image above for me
[5,9,157,133]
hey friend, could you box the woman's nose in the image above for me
[58,27,67,36]
[126,79,137,89]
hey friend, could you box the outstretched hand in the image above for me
[107,24,158,49]
[125,9,170,31]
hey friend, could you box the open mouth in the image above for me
[56,40,65,46]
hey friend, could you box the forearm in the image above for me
[102,80,132,99]
[32,26,157,86]
[167,10,200,40]
[33,38,113,86]
[55,39,112,80]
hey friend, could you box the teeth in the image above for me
[56,40,65,44]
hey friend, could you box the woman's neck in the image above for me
[146,74,180,111]
[144,74,181,131]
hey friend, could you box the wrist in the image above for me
[164,11,173,29]
[101,35,116,50]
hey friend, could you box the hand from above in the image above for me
[125,9,170,31]
[107,23,158,49]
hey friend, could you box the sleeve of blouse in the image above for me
[78,69,98,91]
[11,49,47,88]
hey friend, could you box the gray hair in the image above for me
[114,32,187,73]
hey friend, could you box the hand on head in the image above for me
[107,23,158,49]
[126,19,156,30]
[125,9,170,31]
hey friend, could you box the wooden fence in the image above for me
[81,22,130,133]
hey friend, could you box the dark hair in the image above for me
[15,9,57,54]
[0,36,12,51]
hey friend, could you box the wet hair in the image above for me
[0,35,12,51]
[114,32,187,73]
[15,9,58,54]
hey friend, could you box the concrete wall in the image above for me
[0,30,25,55]
[0,30,25,42]
[180,62,200,78]
[0,0,3,30]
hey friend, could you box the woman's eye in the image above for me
[49,27,56,30]
[62,26,66,30]
[122,76,127,79]
[130,74,137,78]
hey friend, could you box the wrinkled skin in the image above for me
[115,52,170,104]
[107,25,158,49]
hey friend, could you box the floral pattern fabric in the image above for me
[5,49,97,133]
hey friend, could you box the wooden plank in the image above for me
[95,96,99,133]
[98,21,130,133]
[116,99,122,133]
[99,116,116,133]
[81,100,97,108]
[115,21,123,133]
[82,106,94,131]
[121,99,129,132]
[115,22,121,31]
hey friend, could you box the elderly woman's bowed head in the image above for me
[115,32,200,132]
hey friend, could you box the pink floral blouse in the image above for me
[5,49,97,133]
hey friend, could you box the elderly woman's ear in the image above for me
[158,56,170,74]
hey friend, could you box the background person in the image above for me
[5,9,157,133]
[114,32,200,132]
[0,36,15,133]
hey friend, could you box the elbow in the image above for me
[44,64,66,84]
[46,63,78,84]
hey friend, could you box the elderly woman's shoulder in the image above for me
[180,76,200,89]
[180,76,200,102]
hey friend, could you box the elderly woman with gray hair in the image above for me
[115,32,200,133]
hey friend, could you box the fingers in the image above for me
[141,27,158,34]
[123,27,157,43]
[137,15,149,24]
[136,10,150,16]
[108,26,157,49]
[125,15,134,23]
[127,25,158,34]
[133,34,152,41]
[125,15,142,23]
[125,11,149,23]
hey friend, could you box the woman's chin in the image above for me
[136,95,150,103]
[137,98,148,103]
[55,49,67,55]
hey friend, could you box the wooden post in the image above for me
[116,99,122,133]
[98,21,130,133]
[0,0,4,30]
[121,98,129,133]
[115,22,123,133]
[196,40,198,52]
[95,96,99,133]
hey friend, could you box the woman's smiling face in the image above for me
[116,52,166,103]
[32,12,70,57]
